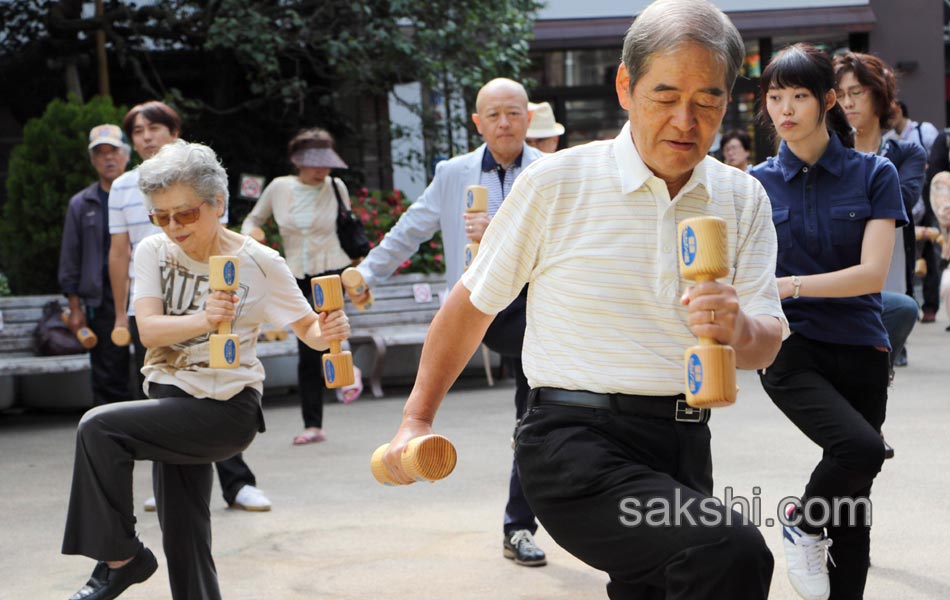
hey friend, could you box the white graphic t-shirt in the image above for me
[133,234,312,400]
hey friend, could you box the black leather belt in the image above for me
[530,387,709,424]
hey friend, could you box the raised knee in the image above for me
[839,434,886,476]
[76,405,109,440]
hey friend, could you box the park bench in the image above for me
[0,294,94,409]
[0,272,492,410]
[256,271,494,399]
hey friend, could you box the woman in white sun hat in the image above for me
[525,101,565,153]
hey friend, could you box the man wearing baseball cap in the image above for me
[525,101,565,154]
[58,125,132,405]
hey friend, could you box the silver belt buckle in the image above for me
[675,398,704,423]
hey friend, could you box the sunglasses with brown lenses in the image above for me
[148,204,203,227]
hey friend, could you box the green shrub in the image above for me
[0,95,128,294]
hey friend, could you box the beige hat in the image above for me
[526,102,565,139]
[88,124,125,150]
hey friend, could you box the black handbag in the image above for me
[34,300,87,356]
[331,177,370,259]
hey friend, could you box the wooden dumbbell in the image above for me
[464,185,488,270]
[208,255,240,369]
[341,267,373,311]
[61,310,97,349]
[111,326,131,346]
[677,216,736,408]
[310,274,355,388]
[370,434,457,485]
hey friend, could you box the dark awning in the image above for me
[531,5,877,50]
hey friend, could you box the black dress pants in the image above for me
[296,269,346,429]
[63,384,263,600]
[515,395,773,599]
[760,334,888,600]
[85,299,131,405]
[481,286,538,535]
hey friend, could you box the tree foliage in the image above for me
[0,1,542,291]
[0,96,128,294]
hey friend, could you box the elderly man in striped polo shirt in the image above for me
[377,0,788,598]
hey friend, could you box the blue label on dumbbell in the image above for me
[325,360,335,384]
[681,226,698,266]
[313,282,325,308]
[224,339,236,364]
[465,247,473,266]
[466,189,474,209]
[223,260,236,286]
[687,353,703,394]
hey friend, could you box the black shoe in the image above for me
[882,434,895,460]
[69,546,157,599]
[503,529,547,567]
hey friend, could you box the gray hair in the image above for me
[622,0,744,93]
[137,140,229,209]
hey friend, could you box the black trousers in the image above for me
[126,318,258,504]
[515,396,773,599]
[85,299,131,405]
[296,269,346,429]
[760,334,888,600]
[920,238,942,312]
[63,384,264,600]
[481,286,538,535]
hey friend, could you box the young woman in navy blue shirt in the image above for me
[750,44,906,600]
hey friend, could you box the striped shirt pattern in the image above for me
[479,154,525,218]
[462,122,788,396]
[108,169,159,316]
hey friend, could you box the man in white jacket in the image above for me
[356,77,548,567]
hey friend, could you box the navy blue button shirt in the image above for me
[750,135,906,348]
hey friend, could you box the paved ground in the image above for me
[2,316,949,599]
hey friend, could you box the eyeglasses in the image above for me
[148,204,203,227]
[837,87,866,101]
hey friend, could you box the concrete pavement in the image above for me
[2,315,949,599]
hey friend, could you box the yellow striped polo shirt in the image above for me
[462,122,788,395]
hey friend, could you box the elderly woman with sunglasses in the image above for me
[61,140,350,600]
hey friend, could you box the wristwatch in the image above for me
[791,275,802,299]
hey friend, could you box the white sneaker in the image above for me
[231,485,272,512]
[143,496,157,512]
[783,524,833,600]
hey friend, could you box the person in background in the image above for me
[752,43,905,600]
[721,129,753,171]
[62,140,351,600]
[352,78,549,568]
[888,99,938,155]
[918,123,949,323]
[525,101,565,153]
[109,100,272,512]
[834,52,926,384]
[59,124,132,406]
[241,128,363,446]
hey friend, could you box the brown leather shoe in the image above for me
[921,308,936,323]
